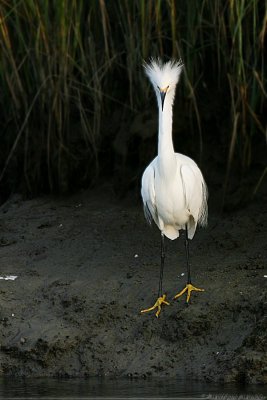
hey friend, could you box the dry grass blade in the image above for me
[0,0,265,196]
[222,111,240,207]
[253,166,267,197]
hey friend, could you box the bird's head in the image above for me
[144,59,183,111]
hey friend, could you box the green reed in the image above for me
[0,0,265,195]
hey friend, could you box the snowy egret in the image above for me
[140,59,208,318]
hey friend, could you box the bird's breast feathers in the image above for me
[141,153,207,237]
[154,176,190,226]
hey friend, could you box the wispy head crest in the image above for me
[144,58,183,90]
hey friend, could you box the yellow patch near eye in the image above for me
[160,86,169,93]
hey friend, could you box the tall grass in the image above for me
[0,0,110,193]
[0,0,266,196]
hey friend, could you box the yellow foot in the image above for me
[141,294,170,318]
[173,283,204,303]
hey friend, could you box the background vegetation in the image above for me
[0,0,266,203]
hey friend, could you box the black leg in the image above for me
[158,232,165,297]
[173,225,204,303]
[185,225,192,284]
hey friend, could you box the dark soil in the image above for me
[0,184,266,383]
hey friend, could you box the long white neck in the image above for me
[157,94,176,175]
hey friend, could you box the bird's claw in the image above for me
[141,294,170,318]
[173,283,204,303]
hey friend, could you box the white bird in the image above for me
[140,59,208,318]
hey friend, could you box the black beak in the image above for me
[160,90,167,111]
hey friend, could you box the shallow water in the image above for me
[0,377,266,399]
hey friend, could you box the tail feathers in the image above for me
[187,221,197,240]
[198,181,208,227]
[143,203,153,225]
[162,222,200,240]
[162,225,179,240]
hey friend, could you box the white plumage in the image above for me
[141,59,208,241]
[140,59,208,317]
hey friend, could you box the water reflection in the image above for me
[0,377,266,399]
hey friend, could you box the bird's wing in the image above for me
[141,163,157,225]
[180,163,208,227]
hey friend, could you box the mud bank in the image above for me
[0,185,266,383]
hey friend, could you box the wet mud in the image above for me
[0,185,266,383]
